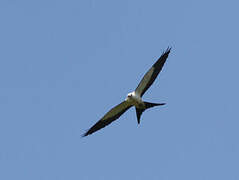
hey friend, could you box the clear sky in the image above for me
[0,0,238,179]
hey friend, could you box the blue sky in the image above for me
[0,0,239,179]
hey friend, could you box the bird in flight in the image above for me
[83,47,171,137]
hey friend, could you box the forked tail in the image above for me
[135,101,165,124]
[144,101,165,109]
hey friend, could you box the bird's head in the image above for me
[125,92,133,101]
[127,93,132,98]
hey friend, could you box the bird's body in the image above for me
[83,48,171,137]
[126,91,145,109]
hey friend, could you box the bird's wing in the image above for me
[82,101,132,136]
[135,48,171,97]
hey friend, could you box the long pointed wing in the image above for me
[82,101,132,137]
[135,48,171,97]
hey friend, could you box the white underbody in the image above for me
[125,91,145,109]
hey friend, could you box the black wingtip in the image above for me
[81,133,87,138]
[164,47,171,54]
[157,47,171,61]
[81,130,90,137]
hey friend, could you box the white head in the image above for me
[125,91,134,101]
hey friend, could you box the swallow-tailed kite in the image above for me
[83,48,171,137]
